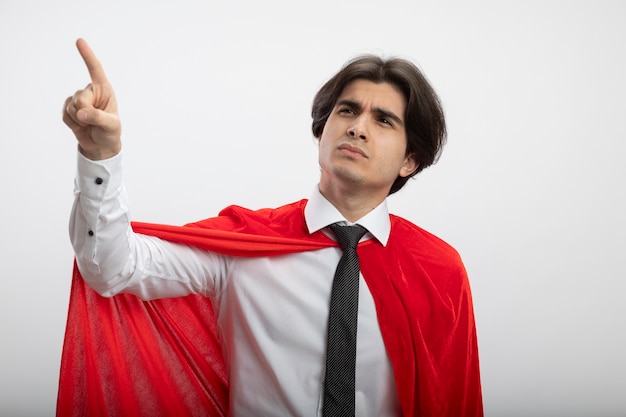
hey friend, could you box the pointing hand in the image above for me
[63,39,121,160]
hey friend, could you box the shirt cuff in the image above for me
[75,150,123,201]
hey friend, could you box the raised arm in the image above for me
[64,39,225,300]
[62,38,121,160]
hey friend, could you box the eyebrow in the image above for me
[336,99,405,128]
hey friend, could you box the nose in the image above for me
[347,126,367,140]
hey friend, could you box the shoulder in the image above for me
[389,214,464,268]
[360,214,470,297]
[218,199,307,223]
[188,199,309,237]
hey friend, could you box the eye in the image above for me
[379,117,392,126]
[338,107,355,115]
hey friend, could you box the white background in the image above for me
[1,1,625,416]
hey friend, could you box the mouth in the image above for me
[337,143,368,158]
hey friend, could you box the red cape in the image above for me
[57,199,482,417]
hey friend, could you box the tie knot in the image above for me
[329,224,368,250]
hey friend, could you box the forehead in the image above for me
[337,79,406,113]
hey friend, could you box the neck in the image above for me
[318,182,388,223]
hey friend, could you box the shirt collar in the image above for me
[304,186,391,247]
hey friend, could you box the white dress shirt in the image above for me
[70,152,401,417]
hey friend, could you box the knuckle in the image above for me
[74,95,88,108]
[73,87,92,108]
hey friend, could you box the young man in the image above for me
[61,39,482,416]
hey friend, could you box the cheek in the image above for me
[321,116,345,139]
[318,127,337,156]
[378,146,410,174]
[317,137,330,165]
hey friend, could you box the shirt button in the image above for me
[88,230,94,237]
[95,177,104,185]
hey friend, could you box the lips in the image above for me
[337,142,368,158]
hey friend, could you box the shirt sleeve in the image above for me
[69,151,228,300]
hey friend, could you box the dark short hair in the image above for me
[311,55,447,194]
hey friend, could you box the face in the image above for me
[318,79,418,197]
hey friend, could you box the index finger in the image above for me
[76,38,109,84]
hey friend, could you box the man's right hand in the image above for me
[63,38,121,160]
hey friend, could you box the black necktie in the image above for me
[323,223,368,416]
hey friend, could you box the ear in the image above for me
[399,152,419,178]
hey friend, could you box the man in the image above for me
[60,38,482,416]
